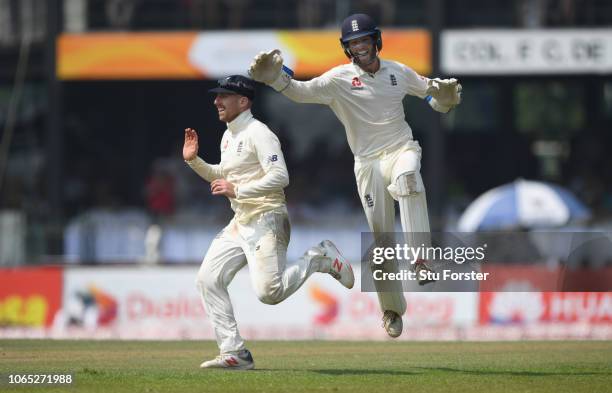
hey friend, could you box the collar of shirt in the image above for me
[227,109,253,134]
[352,58,388,77]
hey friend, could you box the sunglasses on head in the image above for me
[217,77,249,89]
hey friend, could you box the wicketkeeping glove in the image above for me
[427,78,462,109]
[248,49,292,91]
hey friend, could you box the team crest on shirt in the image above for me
[351,77,364,90]
[222,139,229,152]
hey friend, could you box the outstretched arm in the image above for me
[402,64,462,113]
[183,128,223,182]
[249,49,333,105]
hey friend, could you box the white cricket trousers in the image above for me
[195,207,327,354]
[354,141,430,316]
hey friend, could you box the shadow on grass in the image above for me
[312,369,417,376]
[307,367,611,378]
[413,367,611,377]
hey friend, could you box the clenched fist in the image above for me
[211,179,236,198]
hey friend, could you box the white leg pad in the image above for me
[395,172,431,257]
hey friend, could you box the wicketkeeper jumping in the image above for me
[249,14,462,338]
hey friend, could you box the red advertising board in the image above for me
[480,292,612,324]
[0,267,63,327]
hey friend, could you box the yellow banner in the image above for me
[58,30,431,80]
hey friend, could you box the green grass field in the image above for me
[1,340,610,392]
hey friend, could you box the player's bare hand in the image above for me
[211,179,236,198]
[183,128,199,161]
[248,49,283,84]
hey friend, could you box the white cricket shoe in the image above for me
[382,310,403,338]
[320,240,354,289]
[200,349,254,370]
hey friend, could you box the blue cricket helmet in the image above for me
[339,14,382,59]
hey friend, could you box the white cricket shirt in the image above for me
[278,59,430,158]
[187,110,288,224]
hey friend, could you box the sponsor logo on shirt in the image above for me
[364,194,374,208]
[237,141,244,154]
[268,154,278,163]
[390,74,397,86]
[351,77,364,90]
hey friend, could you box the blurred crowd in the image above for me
[1,0,612,265]
[2,0,612,47]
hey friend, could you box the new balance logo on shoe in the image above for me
[225,357,239,367]
[333,258,343,272]
[320,240,355,289]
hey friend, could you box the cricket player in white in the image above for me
[249,14,462,338]
[184,75,354,370]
